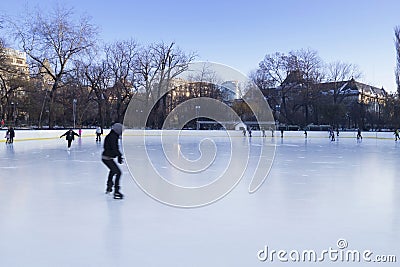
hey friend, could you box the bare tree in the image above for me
[395,26,400,95]
[253,49,324,126]
[289,48,324,125]
[0,38,7,119]
[151,42,196,100]
[82,59,112,128]
[0,38,5,63]
[253,50,320,125]
[326,61,361,104]
[253,52,295,123]
[186,62,220,84]
[255,52,289,87]
[134,41,196,128]
[183,62,226,101]
[10,5,98,128]
[105,39,139,123]
[59,61,100,127]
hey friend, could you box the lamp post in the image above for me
[195,105,201,130]
[14,102,18,126]
[275,104,281,129]
[73,99,77,129]
[10,102,17,126]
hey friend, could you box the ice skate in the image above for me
[105,180,113,194]
[105,186,112,194]
[113,191,124,199]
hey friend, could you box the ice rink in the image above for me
[0,129,399,266]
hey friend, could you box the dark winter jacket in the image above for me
[7,128,15,138]
[60,130,79,141]
[102,130,122,158]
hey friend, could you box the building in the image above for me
[317,79,387,112]
[0,48,29,79]
[0,47,30,123]
[165,79,235,113]
[142,79,237,129]
[36,59,54,90]
[260,71,388,129]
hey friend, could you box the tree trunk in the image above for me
[97,100,104,128]
[48,90,55,128]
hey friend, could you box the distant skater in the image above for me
[4,132,9,143]
[60,129,80,150]
[394,129,400,141]
[96,126,103,142]
[248,127,252,137]
[102,123,124,199]
[271,128,274,137]
[281,129,284,138]
[242,128,246,136]
[261,128,266,137]
[5,127,15,144]
[329,128,335,141]
[336,128,339,137]
[4,129,10,144]
[304,130,307,138]
[357,128,362,140]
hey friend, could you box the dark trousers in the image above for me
[67,140,72,148]
[96,133,101,141]
[102,159,122,191]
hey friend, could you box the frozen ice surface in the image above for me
[0,130,399,266]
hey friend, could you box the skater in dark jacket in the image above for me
[357,128,362,140]
[394,129,399,141]
[60,129,80,150]
[247,126,252,137]
[6,126,15,144]
[102,123,124,199]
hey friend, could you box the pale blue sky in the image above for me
[2,0,400,92]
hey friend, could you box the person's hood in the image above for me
[112,123,124,136]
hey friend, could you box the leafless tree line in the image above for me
[252,48,400,130]
[252,49,354,126]
[0,6,195,128]
[1,6,400,130]
[395,26,400,95]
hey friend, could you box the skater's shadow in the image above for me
[105,199,123,262]
[6,143,14,154]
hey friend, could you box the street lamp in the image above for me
[73,99,77,129]
[10,102,16,125]
[275,104,281,129]
[195,105,201,130]
[10,102,14,120]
